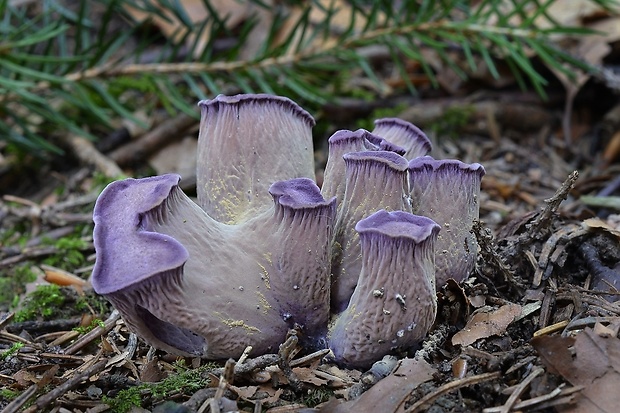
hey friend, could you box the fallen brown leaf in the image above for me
[533,324,620,413]
[452,303,522,347]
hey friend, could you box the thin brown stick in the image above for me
[405,371,501,413]
[1,365,59,413]
[61,134,123,178]
[22,359,108,413]
[64,310,120,355]
[109,113,197,166]
[497,367,543,413]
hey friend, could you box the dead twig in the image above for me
[61,134,123,178]
[109,113,197,166]
[22,358,108,413]
[523,171,579,243]
[496,366,543,413]
[404,371,501,413]
[64,310,121,355]
[277,330,302,392]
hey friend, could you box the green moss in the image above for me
[102,363,216,413]
[0,342,24,361]
[72,318,105,335]
[14,284,65,322]
[300,387,334,407]
[428,104,475,139]
[0,388,19,401]
[42,235,89,269]
[0,265,37,308]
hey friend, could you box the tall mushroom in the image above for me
[330,210,440,368]
[330,150,412,313]
[408,156,486,288]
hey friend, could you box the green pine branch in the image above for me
[0,0,614,154]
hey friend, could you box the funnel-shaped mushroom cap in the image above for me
[92,174,335,359]
[330,150,411,313]
[197,94,316,224]
[266,178,336,347]
[330,210,440,368]
[372,118,432,160]
[321,129,405,203]
[408,156,485,288]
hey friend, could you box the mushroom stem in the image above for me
[265,178,336,348]
[93,174,336,359]
[330,210,440,368]
[321,129,405,204]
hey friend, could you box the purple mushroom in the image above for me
[329,210,440,368]
[330,150,412,313]
[372,118,432,160]
[196,94,316,224]
[408,156,486,288]
[321,129,405,204]
[91,93,485,368]
[92,94,336,359]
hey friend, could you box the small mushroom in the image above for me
[197,94,316,224]
[330,150,412,313]
[372,118,432,159]
[321,129,405,204]
[330,210,440,368]
[408,156,486,288]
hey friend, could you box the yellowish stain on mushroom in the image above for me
[214,312,260,333]
[257,262,271,289]
[255,291,271,314]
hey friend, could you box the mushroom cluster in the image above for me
[92,94,484,368]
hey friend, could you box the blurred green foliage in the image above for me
[0,0,609,155]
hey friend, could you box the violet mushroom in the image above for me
[321,129,406,204]
[92,94,336,359]
[196,94,316,224]
[371,118,432,160]
[408,156,486,288]
[91,92,485,368]
[329,210,440,368]
[330,150,412,313]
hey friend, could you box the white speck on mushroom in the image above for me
[382,308,391,315]
[396,329,404,338]
[373,288,384,298]
[395,293,406,310]
[282,313,292,321]
[293,285,299,290]
[238,286,244,291]
[407,322,416,331]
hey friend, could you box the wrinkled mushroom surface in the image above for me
[408,156,486,287]
[330,210,440,368]
[92,93,485,367]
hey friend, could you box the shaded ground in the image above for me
[2,3,620,413]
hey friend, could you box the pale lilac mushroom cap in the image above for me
[408,156,486,288]
[321,129,405,203]
[197,94,316,225]
[331,150,412,313]
[372,118,432,160]
[330,209,440,368]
